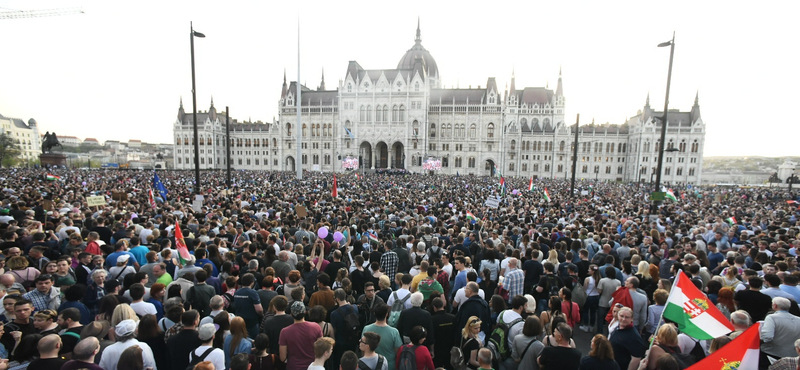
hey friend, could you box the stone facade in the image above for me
[172,24,706,184]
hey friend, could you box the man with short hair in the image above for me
[57,307,84,357]
[362,303,402,370]
[27,334,67,370]
[280,301,323,370]
[358,332,388,370]
[762,274,796,301]
[271,251,292,283]
[308,337,335,370]
[60,337,103,370]
[139,251,159,287]
[356,282,385,326]
[262,296,294,354]
[503,258,525,303]
[735,277,773,322]
[477,347,494,370]
[154,262,173,286]
[230,353,252,370]
[129,283,157,317]
[386,274,413,309]
[341,350,359,370]
[309,272,336,311]
[380,242,399,281]
[767,339,800,370]
[191,323,225,370]
[176,255,201,278]
[609,307,646,370]
[167,271,195,300]
[166,310,202,370]
[396,292,434,348]
[0,299,35,351]
[762,297,800,360]
[24,274,61,311]
[455,282,491,338]
[234,273,263,338]
[779,274,800,303]
[186,269,216,317]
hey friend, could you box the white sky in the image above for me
[1,0,797,157]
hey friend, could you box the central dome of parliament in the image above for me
[396,22,439,81]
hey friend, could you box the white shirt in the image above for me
[99,339,157,370]
[130,301,157,317]
[190,345,225,370]
[386,289,413,309]
[123,287,151,302]
[453,287,485,307]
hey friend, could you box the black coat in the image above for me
[454,295,491,341]
[396,306,435,347]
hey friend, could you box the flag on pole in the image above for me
[685,323,760,370]
[46,174,61,181]
[153,172,168,201]
[344,127,355,140]
[148,188,157,209]
[332,175,338,198]
[466,212,477,224]
[367,231,379,244]
[665,188,678,202]
[663,273,734,339]
[528,176,534,191]
[543,188,551,202]
[499,177,506,197]
[174,223,191,264]
[725,217,737,225]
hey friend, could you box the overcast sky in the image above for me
[1,0,797,157]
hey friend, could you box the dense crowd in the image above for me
[0,167,798,370]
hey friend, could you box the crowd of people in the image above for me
[0,167,797,370]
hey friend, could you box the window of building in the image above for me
[430,123,436,138]
[469,157,476,168]
[487,123,494,138]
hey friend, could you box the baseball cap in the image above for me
[115,319,138,337]
[117,254,130,263]
[198,323,219,341]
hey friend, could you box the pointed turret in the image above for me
[177,97,186,123]
[645,91,650,107]
[281,69,288,99]
[691,90,701,122]
[209,96,217,121]
[415,17,421,43]
[509,68,516,95]
[555,67,563,97]
[318,68,326,91]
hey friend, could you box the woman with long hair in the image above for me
[117,344,144,370]
[308,305,335,338]
[5,256,40,290]
[635,261,657,303]
[559,288,581,328]
[546,250,560,267]
[396,326,434,370]
[479,249,500,282]
[540,296,565,337]
[657,278,672,293]
[7,333,42,370]
[111,304,139,327]
[716,287,736,320]
[510,316,544,370]
[722,264,741,289]
[137,314,168,370]
[459,316,483,370]
[213,310,231,349]
[579,334,618,370]
[95,294,119,323]
[580,265,601,333]
[33,309,59,335]
[224,316,254,369]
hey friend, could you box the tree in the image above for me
[0,133,21,168]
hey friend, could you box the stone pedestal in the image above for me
[39,153,67,167]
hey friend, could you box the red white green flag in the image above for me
[663,273,734,339]
[528,176,534,191]
[174,222,191,264]
[466,211,477,224]
[46,174,61,181]
[685,323,760,370]
[665,188,678,202]
[725,217,737,225]
[542,188,551,202]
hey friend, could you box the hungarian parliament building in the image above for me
[173,24,706,183]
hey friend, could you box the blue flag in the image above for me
[344,127,355,140]
[153,172,168,201]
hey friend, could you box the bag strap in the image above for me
[62,331,81,340]
[113,267,125,281]
[191,347,216,362]
[519,339,537,361]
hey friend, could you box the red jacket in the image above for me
[605,287,633,323]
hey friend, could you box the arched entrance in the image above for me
[376,142,388,169]
[485,159,496,177]
[286,156,296,172]
[359,142,372,169]
[391,142,405,169]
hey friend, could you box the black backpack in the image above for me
[397,345,418,370]
[657,344,696,370]
[187,347,215,370]
[546,275,560,298]
[358,354,386,370]
[341,304,362,344]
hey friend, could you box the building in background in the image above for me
[0,113,41,163]
[172,23,706,184]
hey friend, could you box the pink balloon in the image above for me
[317,227,328,239]
[333,231,344,242]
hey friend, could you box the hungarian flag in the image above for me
[148,188,157,209]
[528,176,534,191]
[367,231,379,244]
[725,217,737,225]
[499,177,506,197]
[665,188,678,202]
[685,323,760,370]
[332,175,338,198]
[46,174,61,181]
[663,273,734,339]
[543,188,551,202]
[174,223,191,264]
[466,211,477,224]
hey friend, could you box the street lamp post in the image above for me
[570,114,580,197]
[190,22,205,195]
[653,32,675,213]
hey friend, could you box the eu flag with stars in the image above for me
[153,172,168,201]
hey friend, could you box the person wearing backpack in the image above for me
[331,288,361,370]
[387,274,413,326]
[395,292,434,348]
[395,326,434,370]
[535,262,563,315]
[358,332,389,370]
[492,296,527,370]
[645,324,695,370]
[189,323,226,370]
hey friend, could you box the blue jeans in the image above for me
[597,306,610,336]
[537,299,549,316]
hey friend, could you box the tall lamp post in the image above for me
[190,22,205,195]
[653,32,675,213]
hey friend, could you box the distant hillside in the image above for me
[703,156,799,172]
